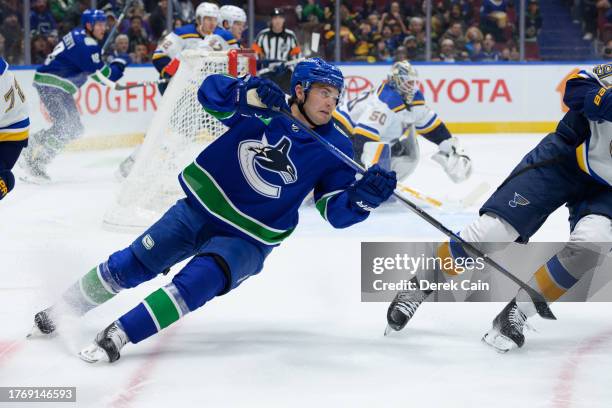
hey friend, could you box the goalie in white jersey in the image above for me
[0,57,29,200]
[333,60,472,183]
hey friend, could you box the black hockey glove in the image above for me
[347,165,397,212]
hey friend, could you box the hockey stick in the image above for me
[95,72,167,90]
[269,106,556,320]
[101,0,136,56]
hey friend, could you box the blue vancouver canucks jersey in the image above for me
[178,74,370,246]
[35,28,124,94]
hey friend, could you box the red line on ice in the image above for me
[0,340,23,365]
[551,327,612,408]
[107,326,178,408]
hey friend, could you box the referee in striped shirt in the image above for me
[252,8,302,92]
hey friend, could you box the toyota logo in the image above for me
[344,76,373,100]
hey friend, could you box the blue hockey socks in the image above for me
[119,255,228,343]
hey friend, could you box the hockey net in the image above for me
[103,49,257,230]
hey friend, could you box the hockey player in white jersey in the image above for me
[0,57,29,200]
[152,2,223,95]
[216,5,247,48]
[385,64,612,353]
[333,60,472,184]
[118,2,226,179]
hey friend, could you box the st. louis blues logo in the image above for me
[238,134,298,198]
[508,192,530,208]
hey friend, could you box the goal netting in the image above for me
[103,49,257,230]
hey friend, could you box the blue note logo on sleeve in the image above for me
[238,134,298,198]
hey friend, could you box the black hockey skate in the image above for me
[482,299,528,353]
[27,308,57,338]
[385,280,432,335]
[79,321,129,363]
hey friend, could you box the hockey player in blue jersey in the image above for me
[386,64,612,352]
[20,9,128,182]
[0,57,29,200]
[28,58,397,363]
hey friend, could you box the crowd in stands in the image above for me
[3,0,612,65]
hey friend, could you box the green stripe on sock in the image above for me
[80,267,115,305]
[144,288,180,329]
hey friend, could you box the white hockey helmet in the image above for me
[196,2,220,22]
[219,5,246,28]
[388,60,419,103]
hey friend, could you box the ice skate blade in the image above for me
[78,343,110,363]
[384,324,395,336]
[26,324,56,339]
[19,174,51,185]
[482,331,517,354]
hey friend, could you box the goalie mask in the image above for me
[592,63,612,87]
[388,60,419,103]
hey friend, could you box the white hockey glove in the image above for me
[431,137,472,183]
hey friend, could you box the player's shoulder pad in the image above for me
[84,37,99,47]
[175,24,201,39]
[377,82,408,113]
[214,27,236,42]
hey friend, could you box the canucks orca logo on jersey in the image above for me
[238,135,298,198]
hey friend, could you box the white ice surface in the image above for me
[1,134,610,408]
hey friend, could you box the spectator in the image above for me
[105,10,118,38]
[394,45,408,61]
[30,0,57,35]
[172,0,195,24]
[375,39,393,62]
[474,33,500,61]
[403,34,425,60]
[580,0,598,40]
[367,13,380,33]
[113,33,130,56]
[31,33,50,64]
[301,0,324,23]
[0,32,5,56]
[131,42,151,63]
[449,2,472,25]
[149,0,168,41]
[601,39,612,58]
[126,15,149,52]
[435,38,457,62]
[360,0,378,20]
[441,21,466,51]
[500,45,520,61]
[50,0,76,23]
[408,17,427,48]
[353,22,377,61]
[381,24,399,53]
[465,26,484,56]
[480,0,508,41]
[1,13,24,65]
[525,0,542,42]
